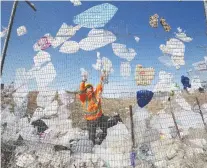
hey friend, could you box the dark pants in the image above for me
[87,114,122,145]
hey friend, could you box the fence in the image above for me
[1,1,207,168]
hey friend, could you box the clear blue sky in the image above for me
[1,1,206,94]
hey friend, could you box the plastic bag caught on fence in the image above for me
[59,41,79,54]
[134,36,140,43]
[51,23,81,48]
[149,14,159,28]
[73,3,118,28]
[70,0,82,6]
[135,64,155,85]
[175,27,193,42]
[79,29,116,51]
[33,34,53,51]
[17,26,27,36]
[33,51,51,68]
[158,56,174,67]
[120,62,131,77]
[0,26,8,38]
[112,43,136,61]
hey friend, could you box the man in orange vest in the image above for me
[79,73,122,145]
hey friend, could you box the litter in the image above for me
[33,62,56,90]
[175,27,193,42]
[160,38,185,69]
[59,41,79,54]
[153,71,175,93]
[160,17,171,32]
[181,75,191,90]
[149,14,159,28]
[80,68,88,81]
[134,36,140,42]
[137,90,154,108]
[33,34,53,51]
[33,51,51,68]
[51,23,81,48]
[92,52,102,71]
[120,62,131,77]
[70,0,82,6]
[79,29,116,51]
[0,26,8,38]
[192,60,207,71]
[158,56,174,67]
[112,43,137,61]
[135,64,155,85]
[73,3,118,28]
[17,26,27,36]
[101,57,114,75]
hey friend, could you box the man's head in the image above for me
[85,83,93,93]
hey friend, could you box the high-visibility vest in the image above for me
[82,94,102,121]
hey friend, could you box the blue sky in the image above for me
[1,1,207,95]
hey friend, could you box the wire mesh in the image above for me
[1,1,207,168]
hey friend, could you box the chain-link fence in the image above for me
[1,1,207,168]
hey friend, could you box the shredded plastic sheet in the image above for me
[101,56,114,74]
[175,27,193,42]
[80,68,88,80]
[16,153,36,167]
[51,23,81,48]
[134,36,140,42]
[149,14,159,28]
[192,60,207,71]
[120,62,131,77]
[175,94,192,111]
[189,76,202,92]
[137,90,154,108]
[0,26,8,38]
[160,38,185,69]
[79,29,116,51]
[17,26,27,36]
[59,41,79,54]
[135,64,155,85]
[153,71,176,93]
[73,3,118,28]
[13,68,29,117]
[158,56,174,67]
[92,52,102,71]
[160,17,171,32]
[70,0,82,6]
[36,90,56,108]
[33,62,56,90]
[33,34,53,51]
[33,51,51,68]
[181,75,191,90]
[112,43,136,61]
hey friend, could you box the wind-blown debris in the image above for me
[112,43,137,61]
[73,3,118,28]
[79,29,116,51]
[17,26,27,36]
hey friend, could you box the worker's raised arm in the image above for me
[79,80,86,103]
[95,76,104,96]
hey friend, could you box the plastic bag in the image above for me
[135,64,155,85]
[79,29,116,51]
[112,43,136,61]
[59,41,79,54]
[17,26,27,36]
[73,3,118,28]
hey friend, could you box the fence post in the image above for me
[129,105,136,168]
[169,97,182,141]
[195,97,207,132]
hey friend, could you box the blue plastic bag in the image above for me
[137,90,154,108]
[181,75,191,89]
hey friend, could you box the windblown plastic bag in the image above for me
[135,64,155,85]
[17,26,27,36]
[137,90,154,108]
[181,75,191,89]
[73,3,118,28]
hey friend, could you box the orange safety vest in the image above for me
[82,93,102,121]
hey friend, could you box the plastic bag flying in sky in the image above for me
[79,29,116,51]
[135,64,155,85]
[17,26,27,36]
[73,3,118,28]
